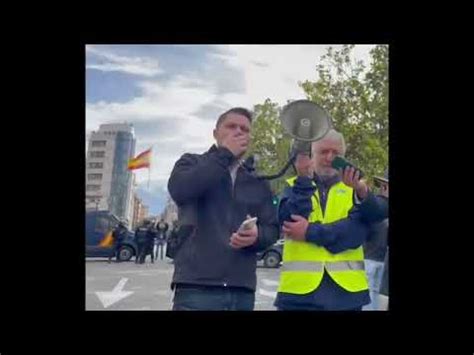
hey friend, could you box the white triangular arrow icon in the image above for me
[96,278,134,308]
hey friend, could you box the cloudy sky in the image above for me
[86,44,375,215]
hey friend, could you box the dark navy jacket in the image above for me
[275,174,371,310]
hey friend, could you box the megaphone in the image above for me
[257,100,333,180]
[280,99,333,156]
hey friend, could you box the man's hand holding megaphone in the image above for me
[281,153,313,241]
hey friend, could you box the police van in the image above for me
[85,210,137,261]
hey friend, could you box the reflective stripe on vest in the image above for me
[281,260,365,272]
[278,176,369,294]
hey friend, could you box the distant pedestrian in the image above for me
[145,223,158,264]
[155,219,169,260]
[135,220,151,264]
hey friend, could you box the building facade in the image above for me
[85,123,136,222]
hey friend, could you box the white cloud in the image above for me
[86,45,163,77]
[86,89,214,138]
[215,44,376,106]
[86,72,221,185]
[86,45,377,188]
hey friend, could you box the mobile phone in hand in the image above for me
[331,156,364,179]
[238,217,258,233]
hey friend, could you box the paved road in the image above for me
[86,258,279,311]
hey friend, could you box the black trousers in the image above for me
[108,243,120,262]
[136,243,147,263]
[172,285,255,311]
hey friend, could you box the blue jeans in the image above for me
[172,285,255,311]
[363,259,385,310]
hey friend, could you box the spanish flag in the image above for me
[128,148,152,170]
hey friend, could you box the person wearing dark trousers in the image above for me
[168,107,279,311]
[135,221,150,264]
[145,224,157,264]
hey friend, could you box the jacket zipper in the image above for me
[225,166,239,288]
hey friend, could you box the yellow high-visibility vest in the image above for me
[278,176,369,294]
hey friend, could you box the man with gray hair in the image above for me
[275,129,372,310]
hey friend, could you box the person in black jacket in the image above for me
[167,107,280,311]
[144,223,157,264]
[135,220,151,264]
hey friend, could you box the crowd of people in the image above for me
[109,218,176,265]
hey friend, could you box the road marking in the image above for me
[118,272,163,277]
[261,279,279,287]
[258,288,277,299]
[95,278,134,308]
[117,270,171,275]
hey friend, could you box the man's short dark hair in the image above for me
[216,107,253,128]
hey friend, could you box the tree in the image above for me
[246,98,292,195]
[248,45,389,194]
[299,44,389,182]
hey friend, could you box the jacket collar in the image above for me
[313,173,341,190]
[207,144,251,173]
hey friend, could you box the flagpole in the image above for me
[148,145,153,190]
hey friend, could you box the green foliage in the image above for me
[247,45,389,193]
[299,44,389,182]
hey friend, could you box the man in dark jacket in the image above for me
[167,107,280,311]
[144,223,158,264]
[135,220,150,264]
